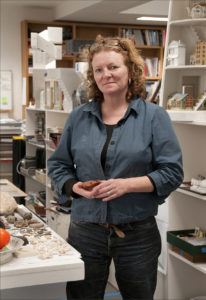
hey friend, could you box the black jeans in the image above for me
[66,216,161,300]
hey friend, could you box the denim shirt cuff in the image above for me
[147,172,169,197]
[57,193,70,205]
[146,175,156,192]
[63,178,79,198]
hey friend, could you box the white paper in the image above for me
[22,77,26,105]
[0,70,12,110]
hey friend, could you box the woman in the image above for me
[47,35,184,300]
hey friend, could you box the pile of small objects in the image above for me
[0,192,73,260]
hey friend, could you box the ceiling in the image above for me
[1,0,169,25]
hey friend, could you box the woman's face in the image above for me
[92,50,129,97]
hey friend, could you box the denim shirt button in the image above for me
[110,141,115,145]
[105,164,111,169]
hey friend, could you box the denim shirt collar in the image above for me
[83,97,140,123]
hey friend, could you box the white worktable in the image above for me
[1,248,84,289]
[0,205,84,300]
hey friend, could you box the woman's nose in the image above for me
[102,68,111,78]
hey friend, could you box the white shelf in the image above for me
[47,109,70,114]
[176,188,206,201]
[21,171,46,187]
[167,110,206,125]
[165,65,206,70]
[26,107,70,114]
[170,18,206,26]
[172,120,206,126]
[26,107,45,112]
[0,127,21,134]
[27,141,45,148]
[169,250,206,275]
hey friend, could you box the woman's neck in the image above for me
[101,97,129,125]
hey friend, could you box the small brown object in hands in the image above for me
[82,180,101,191]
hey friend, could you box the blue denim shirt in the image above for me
[47,97,183,224]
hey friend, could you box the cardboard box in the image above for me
[35,169,46,185]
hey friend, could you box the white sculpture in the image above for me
[167,40,186,66]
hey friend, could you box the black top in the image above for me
[101,124,115,169]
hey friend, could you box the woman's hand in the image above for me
[72,182,98,199]
[72,176,154,201]
[93,178,128,202]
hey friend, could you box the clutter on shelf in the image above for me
[65,39,94,55]
[190,41,206,65]
[33,68,82,113]
[44,79,63,110]
[167,93,195,110]
[35,112,45,140]
[179,175,206,195]
[46,127,63,150]
[167,91,206,111]
[186,1,206,19]
[167,227,206,263]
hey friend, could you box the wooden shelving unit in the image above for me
[21,20,166,117]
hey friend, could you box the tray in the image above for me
[179,182,206,196]
[167,229,206,263]
[0,236,24,265]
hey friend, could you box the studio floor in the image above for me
[104,283,121,299]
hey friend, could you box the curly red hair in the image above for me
[84,35,146,102]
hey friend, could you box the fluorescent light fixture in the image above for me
[137,16,168,21]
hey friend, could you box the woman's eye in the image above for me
[110,65,118,70]
[95,68,102,73]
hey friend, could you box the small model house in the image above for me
[190,51,196,65]
[167,40,186,66]
[167,93,195,110]
[195,41,206,65]
[187,3,206,18]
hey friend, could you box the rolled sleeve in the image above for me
[63,178,79,198]
[147,107,184,197]
[47,112,78,199]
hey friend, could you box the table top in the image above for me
[0,205,84,289]
[0,179,27,197]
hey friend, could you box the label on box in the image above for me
[201,247,206,253]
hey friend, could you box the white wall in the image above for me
[0,4,54,120]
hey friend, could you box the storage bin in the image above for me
[167,229,206,263]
